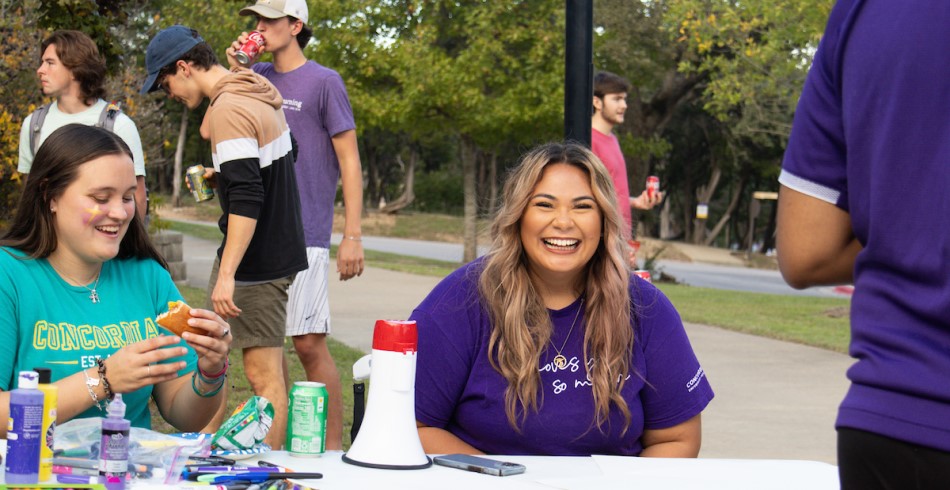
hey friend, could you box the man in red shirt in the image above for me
[591,71,662,264]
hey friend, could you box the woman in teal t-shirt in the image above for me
[0,124,232,432]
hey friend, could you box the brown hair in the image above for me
[1,124,167,268]
[594,70,632,98]
[41,30,107,103]
[478,142,634,433]
[156,29,220,83]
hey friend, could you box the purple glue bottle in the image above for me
[5,371,45,484]
[98,393,130,490]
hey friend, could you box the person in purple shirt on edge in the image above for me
[777,2,950,488]
[412,143,713,456]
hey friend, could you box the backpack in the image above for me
[29,100,122,156]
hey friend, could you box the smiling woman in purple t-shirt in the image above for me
[412,143,714,456]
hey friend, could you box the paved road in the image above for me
[329,233,849,299]
[171,219,847,298]
[657,261,850,298]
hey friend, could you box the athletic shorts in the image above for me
[286,247,331,337]
[207,257,294,349]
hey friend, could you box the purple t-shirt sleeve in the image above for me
[634,282,714,429]
[779,2,852,210]
[320,73,356,137]
[412,309,476,428]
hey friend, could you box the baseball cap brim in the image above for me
[240,5,287,19]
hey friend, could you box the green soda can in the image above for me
[287,381,328,457]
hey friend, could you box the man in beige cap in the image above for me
[223,0,364,450]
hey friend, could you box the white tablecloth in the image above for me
[232,451,839,490]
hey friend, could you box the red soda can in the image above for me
[235,31,264,66]
[633,270,653,283]
[646,176,660,199]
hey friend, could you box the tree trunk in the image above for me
[704,176,746,247]
[380,148,417,214]
[488,152,498,215]
[692,166,721,245]
[364,142,378,208]
[762,198,779,253]
[659,198,673,239]
[172,110,188,207]
[462,138,478,262]
[476,146,487,215]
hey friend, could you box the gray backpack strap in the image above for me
[29,103,53,156]
[97,101,122,131]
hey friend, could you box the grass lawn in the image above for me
[656,283,851,353]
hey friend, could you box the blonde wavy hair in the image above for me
[478,142,634,433]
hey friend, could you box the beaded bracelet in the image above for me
[82,368,105,411]
[96,358,115,401]
[191,371,226,398]
[198,357,229,380]
[344,235,362,242]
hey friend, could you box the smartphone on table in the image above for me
[433,454,527,477]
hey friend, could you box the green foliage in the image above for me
[0,0,838,251]
[411,169,464,214]
[0,0,43,222]
[666,0,834,138]
[146,195,172,234]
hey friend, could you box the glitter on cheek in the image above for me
[83,205,105,226]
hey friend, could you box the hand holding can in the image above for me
[234,31,264,66]
[646,175,660,200]
[186,165,215,202]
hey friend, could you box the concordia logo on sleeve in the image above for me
[686,367,706,392]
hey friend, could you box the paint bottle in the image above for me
[5,371,45,484]
[33,367,58,482]
[98,393,130,490]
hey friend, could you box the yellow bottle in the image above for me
[33,368,58,482]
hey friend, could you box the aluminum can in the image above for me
[633,270,653,283]
[287,381,328,457]
[646,175,660,199]
[185,165,214,202]
[234,31,264,66]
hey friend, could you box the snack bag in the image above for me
[211,396,274,451]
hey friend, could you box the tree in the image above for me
[594,0,832,243]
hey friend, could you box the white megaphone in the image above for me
[343,320,432,469]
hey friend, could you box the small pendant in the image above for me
[89,289,100,304]
[553,354,567,369]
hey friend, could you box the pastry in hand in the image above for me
[156,301,208,337]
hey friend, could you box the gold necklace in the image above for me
[551,298,584,369]
[52,263,102,304]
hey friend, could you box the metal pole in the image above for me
[564,0,593,147]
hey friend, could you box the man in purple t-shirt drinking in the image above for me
[218,0,364,450]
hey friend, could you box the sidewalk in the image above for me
[180,232,851,465]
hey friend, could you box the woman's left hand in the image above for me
[180,307,232,375]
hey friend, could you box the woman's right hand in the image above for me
[102,335,188,394]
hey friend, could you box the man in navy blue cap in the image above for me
[142,25,307,450]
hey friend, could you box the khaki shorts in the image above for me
[207,257,294,349]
